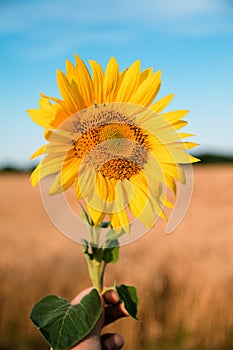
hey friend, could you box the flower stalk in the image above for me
[91,259,102,292]
[83,226,105,292]
[82,218,120,292]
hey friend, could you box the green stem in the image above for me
[84,253,94,282]
[91,259,102,292]
[92,226,101,247]
[86,226,103,292]
[100,262,107,290]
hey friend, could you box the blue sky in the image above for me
[1,0,233,167]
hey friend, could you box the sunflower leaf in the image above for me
[80,203,93,226]
[105,228,126,240]
[81,239,93,260]
[101,221,111,228]
[103,246,119,264]
[30,289,102,350]
[102,236,119,263]
[115,284,139,320]
[92,246,104,262]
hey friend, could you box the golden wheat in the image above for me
[0,166,232,349]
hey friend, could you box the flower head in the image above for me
[28,55,199,232]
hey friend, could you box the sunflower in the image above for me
[28,54,199,232]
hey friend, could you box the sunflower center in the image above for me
[99,124,129,141]
[73,110,149,180]
[99,158,142,180]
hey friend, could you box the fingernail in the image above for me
[105,338,117,350]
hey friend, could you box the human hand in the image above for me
[69,287,128,350]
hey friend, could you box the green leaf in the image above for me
[104,237,119,249]
[101,221,111,228]
[115,284,139,320]
[92,246,103,262]
[80,204,93,226]
[105,228,115,241]
[105,228,125,240]
[102,238,119,263]
[103,246,119,263]
[81,239,88,254]
[30,289,102,350]
[102,232,120,264]
[81,239,93,260]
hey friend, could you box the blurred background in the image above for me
[0,0,233,349]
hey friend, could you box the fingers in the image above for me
[102,290,128,326]
[101,333,124,350]
[103,290,128,315]
[71,289,119,306]
[103,290,120,304]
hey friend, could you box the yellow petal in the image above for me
[94,172,110,211]
[162,120,188,131]
[27,98,56,129]
[175,132,196,139]
[143,153,167,186]
[86,205,106,227]
[74,177,83,200]
[147,131,195,146]
[157,145,199,164]
[149,145,187,182]
[151,145,197,164]
[129,70,161,106]
[159,192,174,208]
[139,68,153,85]
[161,163,186,184]
[141,110,189,132]
[75,54,94,106]
[85,173,117,217]
[39,93,72,126]
[44,129,53,140]
[161,110,189,124]
[64,61,86,110]
[173,120,188,130]
[136,165,167,220]
[40,92,63,105]
[115,60,140,102]
[103,57,119,102]
[76,165,96,202]
[115,68,128,92]
[96,173,116,203]
[49,159,80,195]
[30,164,41,187]
[30,153,65,187]
[164,174,177,194]
[129,173,156,228]
[109,209,129,234]
[150,94,175,113]
[45,142,72,154]
[172,150,200,164]
[172,142,200,151]
[56,70,79,112]
[30,145,46,159]
[89,59,104,104]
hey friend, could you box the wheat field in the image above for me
[0,165,233,350]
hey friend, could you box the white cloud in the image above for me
[120,0,233,35]
[1,0,232,62]
[21,30,132,61]
[1,0,232,34]
[148,0,230,19]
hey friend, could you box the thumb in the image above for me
[101,333,124,350]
